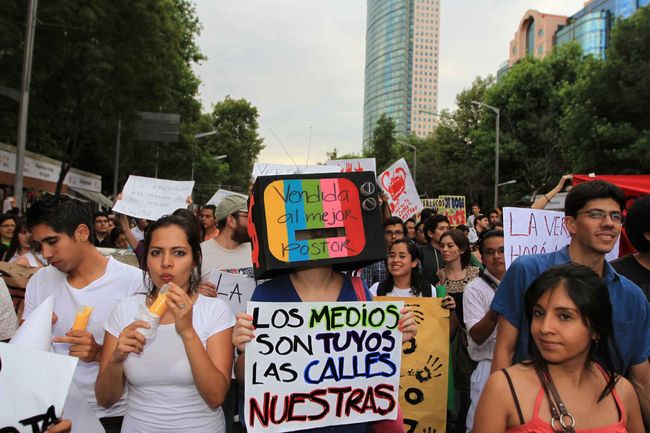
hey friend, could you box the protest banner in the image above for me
[248,172,385,279]
[206,189,247,206]
[378,158,423,221]
[0,343,78,433]
[112,175,194,220]
[437,195,466,226]
[376,297,449,433]
[252,163,338,180]
[208,270,256,314]
[325,158,377,174]
[244,300,404,433]
[504,207,619,269]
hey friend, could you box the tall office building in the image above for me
[362,0,440,149]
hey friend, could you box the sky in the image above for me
[192,0,586,166]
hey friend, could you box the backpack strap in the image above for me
[351,276,367,301]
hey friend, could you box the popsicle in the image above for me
[72,306,95,331]
[148,284,170,317]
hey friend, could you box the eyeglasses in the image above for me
[416,229,424,233]
[483,247,505,257]
[384,230,404,237]
[0,224,15,229]
[576,209,624,224]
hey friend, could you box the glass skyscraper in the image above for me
[362,0,440,149]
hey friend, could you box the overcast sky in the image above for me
[192,0,586,165]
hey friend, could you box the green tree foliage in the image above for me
[480,43,582,202]
[417,76,494,203]
[560,7,650,173]
[0,0,204,192]
[367,114,403,172]
[194,96,264,198]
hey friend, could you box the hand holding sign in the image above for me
[233,312,255,354]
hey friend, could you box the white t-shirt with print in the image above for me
[104,294,235,433]
[23,257,142,417]
[200,239,254,279]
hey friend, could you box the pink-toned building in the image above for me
[508,10,568,66]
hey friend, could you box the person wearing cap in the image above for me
[198,194,254,433]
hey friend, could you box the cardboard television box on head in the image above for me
[248,171,386,279]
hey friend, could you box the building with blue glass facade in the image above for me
[362,0,440,149]
[555,0,649,59]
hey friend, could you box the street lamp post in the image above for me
[471,101,500,209]
[404,143,417,185]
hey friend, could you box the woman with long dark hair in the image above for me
[371,239,455,307]
[2,217,44,267]
[473,264,643,433]
[96,212,235,433]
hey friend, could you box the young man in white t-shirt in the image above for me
[23,195,142,433]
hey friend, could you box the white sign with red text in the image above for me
[503,207,619,269]
[378,158,423,221]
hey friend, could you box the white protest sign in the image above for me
[252,163,339,180]
[206,189,247,206]
[10,296,54,351]
[378,158,423,221]
[208,271,256,314]
[245,301,404,433]
[0,343,77,432]
[325,158,377,174]
[504,207,619,269]
[113,175,194,220]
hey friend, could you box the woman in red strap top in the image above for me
[473,264,644,433]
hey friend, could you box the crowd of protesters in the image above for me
[0,174,648,433]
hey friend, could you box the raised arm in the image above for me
[531,174,572,210]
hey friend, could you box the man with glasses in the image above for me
[463,229,505,432]
[360,216,405,288]
[491,180,650,425]
[92,211,114,248]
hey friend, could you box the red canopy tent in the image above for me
[572,174,650,256]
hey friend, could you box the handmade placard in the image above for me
[245,301,404,433]
[208,270,256,315]
[503,207,619,269]
[376,297,450,433]
[0,343,78,433]
[378,158,423,221]
[248,172,385,279]
[252,163,339,180]
[113,175,194,220]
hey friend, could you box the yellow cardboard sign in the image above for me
[376,297,450,433]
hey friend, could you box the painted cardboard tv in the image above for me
[248,171,386,279]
